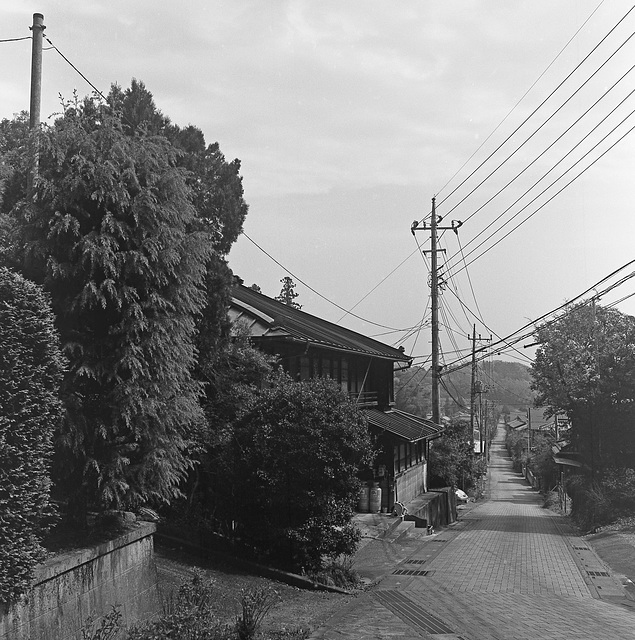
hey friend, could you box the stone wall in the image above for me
[0,523,159,640]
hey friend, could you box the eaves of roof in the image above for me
[231,284,411,362]
[365,408,444,443]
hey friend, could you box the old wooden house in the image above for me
[229,283,444,513]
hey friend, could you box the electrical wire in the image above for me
[446,108,635,279]
[435,0,606,200]
[442,259,635,374]
[241,231,415,332]
[0,36,32,43]
[444,69,635,274]
[435,4,635,215]
[441,26,635,228]
[44,35,108,102]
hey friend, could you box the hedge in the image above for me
[0,267,65,603]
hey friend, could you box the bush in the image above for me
[0,268,64,603]
[307,555,360,590]
[235,586,279,640]
[127,571,232,640]
[216,372,373,571]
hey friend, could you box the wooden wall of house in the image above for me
[277,347,395,409]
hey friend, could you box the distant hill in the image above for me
[394,360,535,417]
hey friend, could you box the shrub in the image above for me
[219,372,374,571]
[127,571,232,640]
[0,268,64,603]
[307,555,360,590]
[234,586,279,640]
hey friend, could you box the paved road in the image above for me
[312,429,635,639]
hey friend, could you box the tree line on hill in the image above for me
[394,359,535,418]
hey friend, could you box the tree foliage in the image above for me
[428,418,485,490]
[7,97,215,516]
[0,268,64,602]
[218,372,373,570]
[531,304,635,471]
[275,276,302,309]
[0,81,250,521]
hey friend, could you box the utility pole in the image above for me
[469,326,490,455]
[27,12,45,200]
[411,198,462,425]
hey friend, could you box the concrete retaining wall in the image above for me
[0,523,159,640]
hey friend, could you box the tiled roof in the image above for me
[365,408,444,442]
[231,284,411,362]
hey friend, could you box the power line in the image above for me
[435,4,635,215]
[0,36,31,43]
[444,66,635,274]
[43,34,108,102]
[442,258,635,375]
[436,0,606,200]
[240,231,413,332]
[446,111,635,279]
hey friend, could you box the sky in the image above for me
[2,1,635,372]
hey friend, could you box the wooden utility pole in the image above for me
[411,199,462,425]
[430,198,441,424]
[470,325,477,436]
[469,326,490,454]
[27,12,45,200]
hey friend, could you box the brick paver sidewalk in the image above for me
[311,428,635,639]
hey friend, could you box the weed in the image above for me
[81,605,122,640]
[235,586,280,640]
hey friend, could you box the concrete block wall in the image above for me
[0,523,159,640]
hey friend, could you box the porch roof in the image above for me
[365,408,444,443]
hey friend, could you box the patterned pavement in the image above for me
[311,429,635,639]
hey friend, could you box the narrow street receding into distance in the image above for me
[314,427,635,639]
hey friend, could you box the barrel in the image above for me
[357,485,370,512]
[369,483,382,513]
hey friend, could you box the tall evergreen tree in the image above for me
[12,97,214,517]
[275,276,302,309]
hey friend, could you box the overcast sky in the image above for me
[2,1,635,370]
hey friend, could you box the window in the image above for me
[341,358,348,392]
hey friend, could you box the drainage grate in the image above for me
[376,590,454,634]
[406,559,427,565]
[573,546,590,550]
[432,539,448,542]
[588,571,610,577]
[393,568,432,576]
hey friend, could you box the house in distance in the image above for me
[229,282,444,513]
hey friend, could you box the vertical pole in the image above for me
[470,325,476,437]
[27,13,45,200]
[430,197,440,425]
